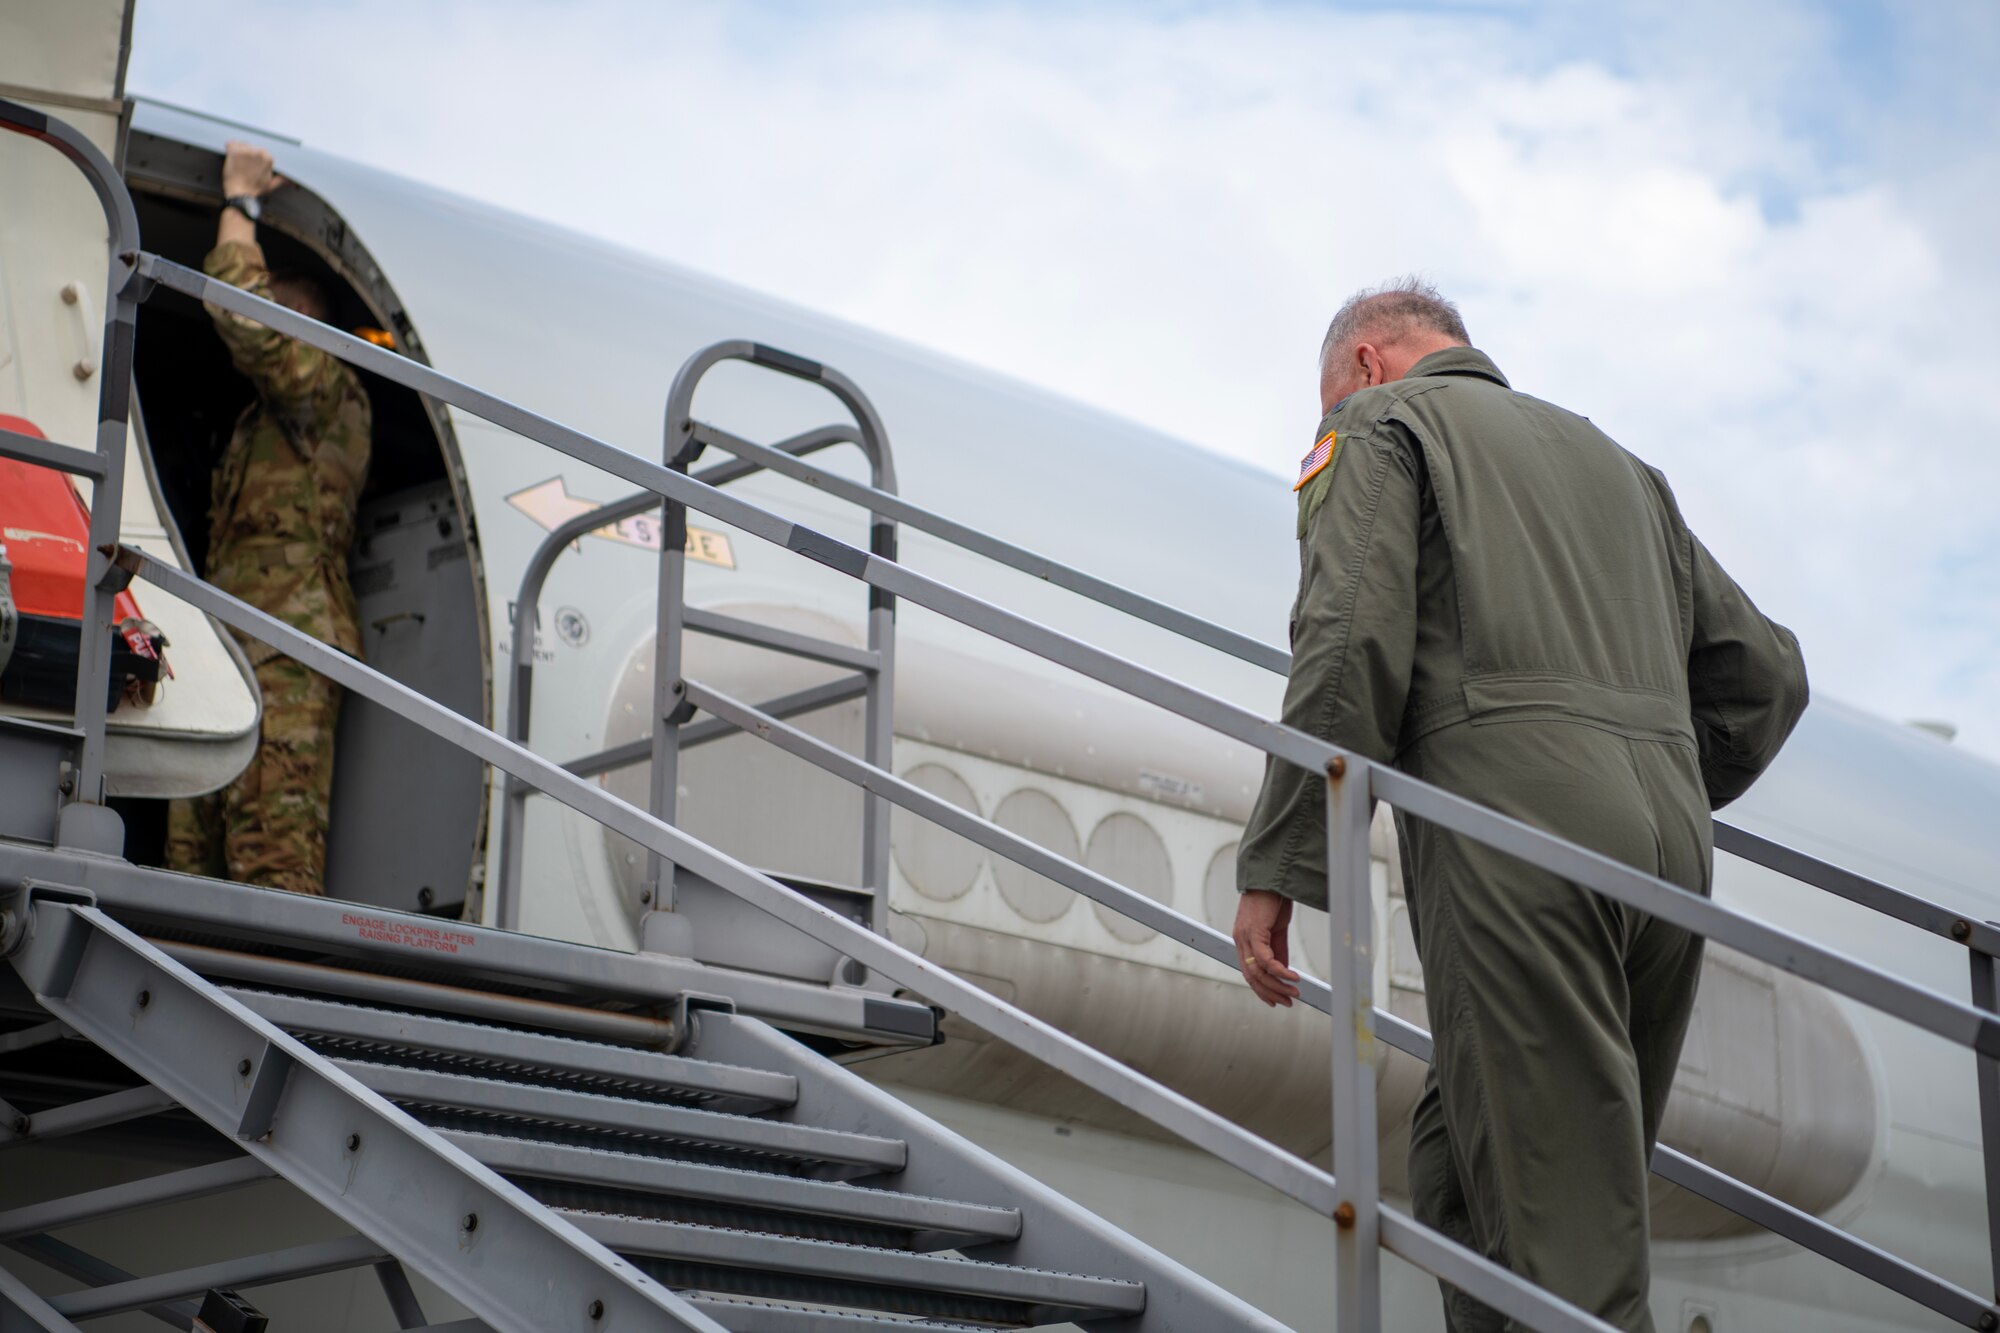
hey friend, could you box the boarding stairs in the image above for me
[5,97,2000,1333]
[0,875,1246,1331]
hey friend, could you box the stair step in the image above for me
[232,989,795,1111]
[568,1213,1146,1323]
[336,1061,906,1173]
[446,1131,1020,1245]
[687,1295,1001,1332]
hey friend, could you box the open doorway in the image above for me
[122,128,489,919]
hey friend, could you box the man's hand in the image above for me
[1234,889,1301,1007]
[222,140,284,199]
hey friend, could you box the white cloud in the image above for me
[128,0,2000,757]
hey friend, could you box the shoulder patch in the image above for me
[1292,429,1337,491]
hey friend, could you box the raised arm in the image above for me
[204,141,348,417]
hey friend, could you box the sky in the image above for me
[128,0,2000,761]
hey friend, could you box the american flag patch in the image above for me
[1292,430,1337,491]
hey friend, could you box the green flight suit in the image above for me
[166,239,371,897]
[1237,347,1808,1331]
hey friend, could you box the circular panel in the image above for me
[991,789,1080,924]
[891,764,983,902]
[1202,843,1240,935]
[1085,812,1171,944]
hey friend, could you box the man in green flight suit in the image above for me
[1233,279,1808,1330]
[165,141,371,897]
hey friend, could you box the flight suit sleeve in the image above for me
[1236,427,1421,908]
[1687,533,1809,808]
[203,240,351,420]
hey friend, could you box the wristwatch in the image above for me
[224,194,262,222]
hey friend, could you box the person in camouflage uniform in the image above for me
[166,141,371,897]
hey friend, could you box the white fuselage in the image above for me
[6,93,1994,1331]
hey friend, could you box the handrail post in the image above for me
[1327,755,1381,1329]
[645,450,695,919]
[1971,934,2000,1306]
[0,100,142,842]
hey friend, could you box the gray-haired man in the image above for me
[1234,280,1808,1330]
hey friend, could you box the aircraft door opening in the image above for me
[121,126,489,917]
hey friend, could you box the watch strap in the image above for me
[224,194,262,222]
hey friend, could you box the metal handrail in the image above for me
[0,99,142,820]
[492,423,876,930]
[648,343,900,947]
[115,255,2000,1328]
[680,678,1998,1328]
[107,544,1616,1333]
[686,422,2000,957]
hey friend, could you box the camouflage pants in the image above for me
[167,654,342,896]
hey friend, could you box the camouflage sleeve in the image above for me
[1236,427,1422,908]
[202,240,353,416]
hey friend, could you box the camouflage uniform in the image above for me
[166,239,371,896]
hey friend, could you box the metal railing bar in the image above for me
[116,547,1351,1219]
[683,607,879,673]
[689,424,859,490]
[0,1084,173,1149]
[0,428,106,479]
[548,675,873,783]
[5,1233,198,1332]
[132,553,1625,1333]
[1646,1148,1992,1328]
[676,674,871,754]
[493,422,872,929]
[691,675,1993,1326]
[1714,822,2000,955]
[146,254,1988,1010]
[1378,1209,1619,1333]
[1971,948,2000,1302]
[124,264,1998,1323]
[689,421,1293,675]
[0,1158,273,1242]
[0,1021,72,1057]
[560,737,651,780]
[701,425,1985,962]
[1372,765,2000,1058]
[511,422,862,745]
[0,101,140,812]
[0,1259,88,1333]
[46,1234,388,1320]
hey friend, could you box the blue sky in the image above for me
[129,0,2000,759]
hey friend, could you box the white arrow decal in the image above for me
[504,477,736,569]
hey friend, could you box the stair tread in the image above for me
[445,1130,1021,1242]
[233,988,795,1109]
[686,1295,1003,1331]
[566,1212,1146,1314]
[337,1059,905,1170]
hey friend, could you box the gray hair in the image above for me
[1319,277,1470,368]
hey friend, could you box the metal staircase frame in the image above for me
[4,98,1999,1331]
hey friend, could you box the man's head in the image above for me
[267,269,332,325]
[1318,277,1470,413]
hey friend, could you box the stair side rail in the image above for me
[106,542,1620,1333]
[0,884,729,1333]
[0,99,143,847]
